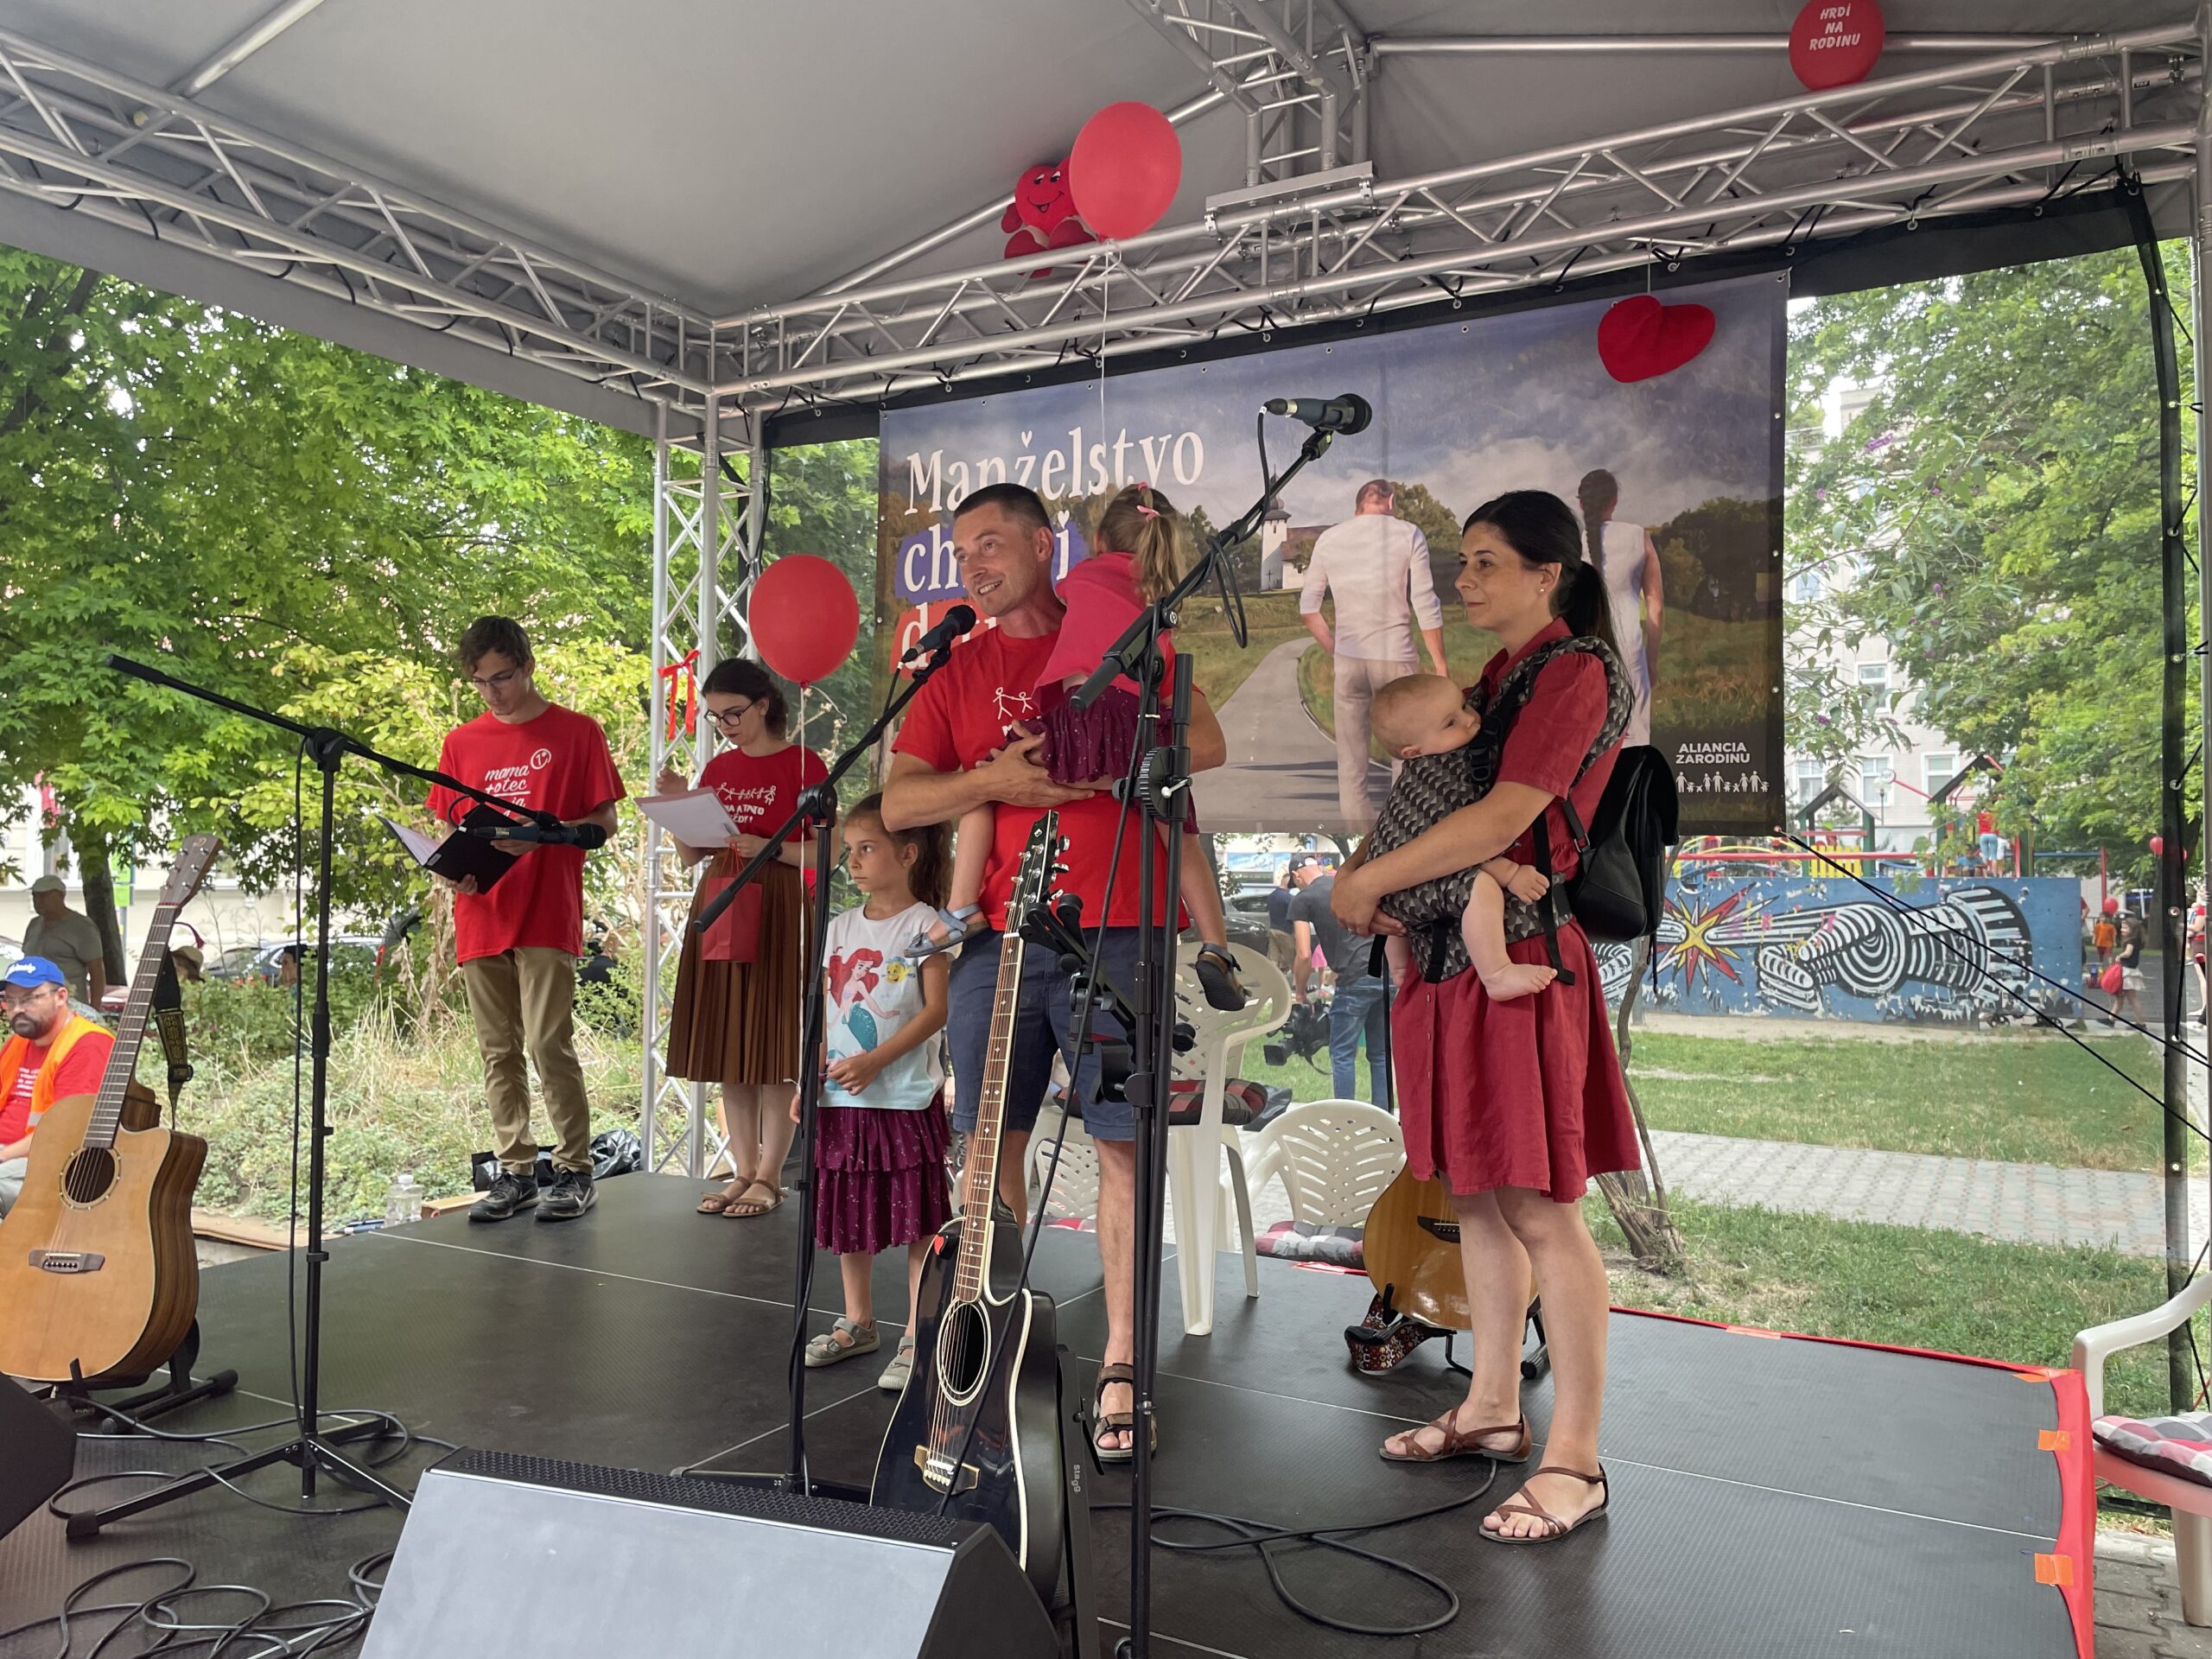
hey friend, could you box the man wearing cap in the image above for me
[1287,856,1395,1107]
[23,875,105,1004]
[0,957,113,1217]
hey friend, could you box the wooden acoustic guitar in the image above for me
[1355,1168,1546,1378]
[874,812,1065,1605]
[0,835,219,1384]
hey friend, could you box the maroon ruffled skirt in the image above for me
[1020,685,1198,829]
[812,1095,953,1255]
[1391,922,1642,1200]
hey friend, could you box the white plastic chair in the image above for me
[1242,1099,1407,1228]
[2073,1276,2212,1624]
[1166,940,1292,1335]
[1026,1104,1102,1224]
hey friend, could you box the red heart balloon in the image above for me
[1596,296,1717,384]
[1789,0,1885,92]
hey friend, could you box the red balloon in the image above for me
[1069,102,1181,241]
[2153,836,2167,856]
[1789,0,1885,91]
[2104,897,2121,914]
[749,555,858,686]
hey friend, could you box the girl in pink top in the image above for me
[912,482,1245,1010]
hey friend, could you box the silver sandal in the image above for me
[878,1335,917,1392]
[906,905,982,961]
[804,1317,880,1367]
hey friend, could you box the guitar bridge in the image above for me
[28,1250,105,1274]
[914,1444,979,1496]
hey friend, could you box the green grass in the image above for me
[1592,1194,2196,1422]
[1624,1028,2165,1171]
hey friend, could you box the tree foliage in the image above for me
[0,246,652,968]
[1786,245,2197,868]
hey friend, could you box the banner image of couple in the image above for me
[876,273,1784,838]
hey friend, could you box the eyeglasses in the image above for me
[704,701,757,728]
[1,985,60,1007]
[467,666,525,693]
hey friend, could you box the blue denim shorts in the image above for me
[945,928,1143,1142]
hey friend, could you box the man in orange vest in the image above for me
[0,957,112,1217]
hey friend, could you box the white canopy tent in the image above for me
[0,0,2197,1171]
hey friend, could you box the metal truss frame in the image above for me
[642,400,764,1176]
[1126,0,1370,185]
[715,23,2201,410]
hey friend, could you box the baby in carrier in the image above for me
[1365,673,1558,999]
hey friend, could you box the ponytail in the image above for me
[1564,560,1620,660]
[1576,467,1618,582]
[1095,481,1188,603]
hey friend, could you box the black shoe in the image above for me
[469,1170,538,1224]
[536,1167,596,1223]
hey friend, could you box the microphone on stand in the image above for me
[467,820,610,850]
[1261,392,1373,435]
[899,603,979,664]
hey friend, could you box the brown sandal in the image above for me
[1092,1363,1154,1465]
[1479,1464,1609,1543]
[1380,1410,1530,1465]
[722,1181,784,1218]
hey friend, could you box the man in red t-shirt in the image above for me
[428,617,626,1224]
[0,956,114,1217]
[882,482,1228,1461]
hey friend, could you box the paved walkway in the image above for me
[1644,1129,2208,1258]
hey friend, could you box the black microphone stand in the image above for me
[689,638,961,1496]
[71,654,564,1538]
[1069,423,1339,1659]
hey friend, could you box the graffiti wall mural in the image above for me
[1593,874,2083,1026]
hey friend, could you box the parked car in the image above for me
[212,938,382,986]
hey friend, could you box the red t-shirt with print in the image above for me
[427,703,626,963]
[893,625,1173,932]
[698,744,829,845]
[0,1027,112,1145]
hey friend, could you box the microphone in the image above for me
[469,820,609,850]
[899,602,979,664]
[1262,392,1372,435]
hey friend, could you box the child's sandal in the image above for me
[1193,943,1249,1012]
[906,905,982,961]
[804,1317,880,1367]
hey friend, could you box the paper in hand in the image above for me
[638,788,741,850]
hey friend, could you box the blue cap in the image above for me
[2,957,64,989]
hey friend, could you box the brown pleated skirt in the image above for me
[665,855,810,1086]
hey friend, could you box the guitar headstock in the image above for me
[1007,811,1065,928]
[160,835,223,908]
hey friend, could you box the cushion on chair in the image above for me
[1254,1219,1364,1268]
[2094,1412,2212,1484]
[1164,1078,1262,1128]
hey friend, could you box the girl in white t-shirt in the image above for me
[795,792,954,1391]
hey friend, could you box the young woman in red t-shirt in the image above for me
[1331,490,1640,1546]
[659,658,829,1218]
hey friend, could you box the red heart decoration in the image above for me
[1596,296,1717,384]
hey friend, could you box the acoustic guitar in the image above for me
[874,812,1065,1604]
[1352,1168,1546,1378]
[0,836,219,1384]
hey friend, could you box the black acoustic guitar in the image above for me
[873,812,1065,1605]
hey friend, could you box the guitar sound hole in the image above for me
[939,1300,989,1396]
[63,1148,117,1205]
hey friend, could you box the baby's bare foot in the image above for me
[1478,962,1557,1001]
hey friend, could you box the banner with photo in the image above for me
[876,273,1784,837]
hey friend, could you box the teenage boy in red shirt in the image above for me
[429,617,625,1224]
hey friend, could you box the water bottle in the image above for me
[383,1173,421,1226]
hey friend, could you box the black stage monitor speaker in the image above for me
[0,1375,73,1541]
[361,1450,1057,1658]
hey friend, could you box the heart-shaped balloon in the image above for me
[1596,296,1717,384]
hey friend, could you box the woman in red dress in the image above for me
[1332,490,1640,1545]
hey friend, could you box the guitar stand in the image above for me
[1430,1301,1549,1382]
[1055,1344,1103,1659]
[42,1320,238,1430]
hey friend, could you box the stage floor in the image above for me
[1,1173,2091,1657]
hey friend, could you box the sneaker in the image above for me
[879,1337,917,1392]
[468,1169,539,1224]
[536,1167,597,1223]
